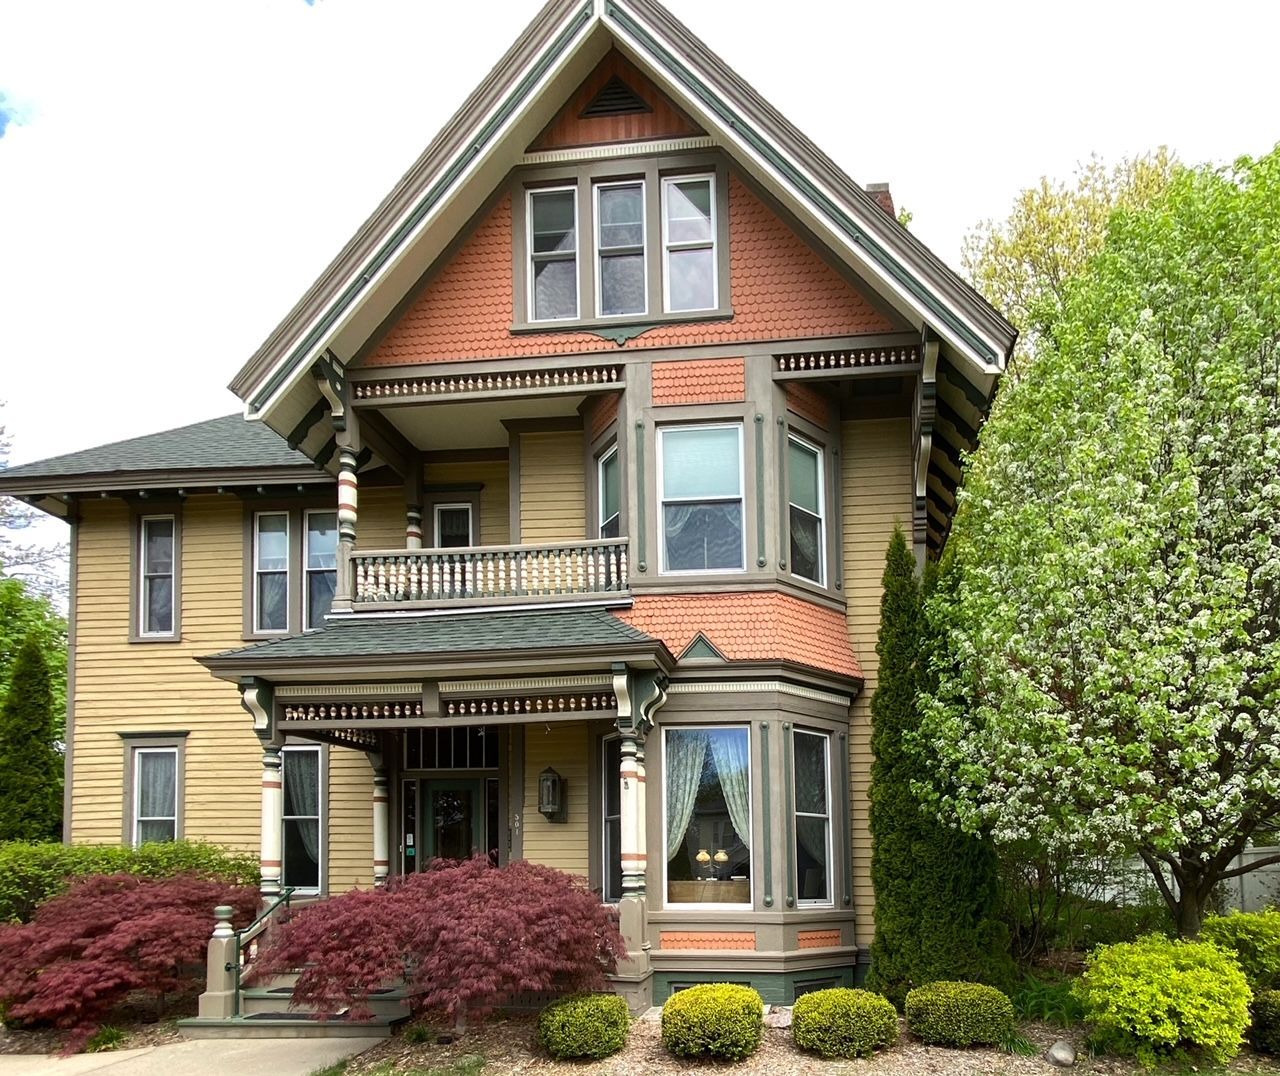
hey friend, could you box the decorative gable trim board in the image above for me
[521,134,713,165]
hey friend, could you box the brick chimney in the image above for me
[865,182,895,218]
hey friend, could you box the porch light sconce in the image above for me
[538,767,565,821]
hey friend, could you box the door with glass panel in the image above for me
[423,779,486,862]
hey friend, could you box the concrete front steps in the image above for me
[179,979,411,1040]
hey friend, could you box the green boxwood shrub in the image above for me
[1073,934,1251,1066]
[904,981,1015,1046]
[661,984,763,1061]
[537,993,630,1060]
[792,987,899,1058]
[1201,909,1280,990]
[1251,989,1280,1055]
[0,840,259,923]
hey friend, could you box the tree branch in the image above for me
[1139,849,1177,909]
[1215,853,1280,883]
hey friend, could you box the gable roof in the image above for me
[0,413,328,501]
[229,0,1015,441]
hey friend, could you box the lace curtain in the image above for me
[284,749,321,865]
[665,731,708,861]
[709,730,751,849]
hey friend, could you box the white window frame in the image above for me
[601,733,622,904]
[787,434,826,586]
[281,743,324,895]
[661,173,718,313]
[662,724,753,911]
[527,185,580,323]
[303,509,338,632]
[433,503,474,548]
[594,179,647,319]
[138,515,176,638]
[792,728,834,908]
[656,422,746,575]
[597,444,620,539]
[253,511,291,635]
[132,746,178,847]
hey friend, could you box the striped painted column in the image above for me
[259,744,283,899]
[372,765,390,887]
[405,504,424,550]
[337,445,359,546]
[619,734,647,896]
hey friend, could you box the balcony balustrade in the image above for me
[350,537,629,608]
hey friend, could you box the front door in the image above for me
[423,779,486,861]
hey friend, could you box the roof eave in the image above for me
[0,465,332,499]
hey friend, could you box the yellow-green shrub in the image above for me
[537,993,629,1059]
[1251,989,1280,1055]
[904,981,1014,1046]
[1201,909,1280,990]
[792,987,899,1058]
[1074,934,1251,1067]
[661,984,762,1061]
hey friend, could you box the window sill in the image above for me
[511,307,733,338]
[129,634,182,645]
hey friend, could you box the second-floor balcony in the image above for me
[349,537,629,609]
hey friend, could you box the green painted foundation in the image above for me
[653,965,855,1006]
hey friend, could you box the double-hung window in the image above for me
[659,424,744,573]
[662,175,716,312]
[596,181,646,317]
[304,510,337,631]
[282,744,322,893]
[133,747,178,845]
[793,729,832,905]
[598,446,620,539]
[788,436,826,585]
[528,187,578,321]
[139,516,176,636]
[253,512,290,633]
[434,504,473,548]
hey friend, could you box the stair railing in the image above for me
[223,887,296,1018]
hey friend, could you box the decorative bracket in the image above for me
[613,663,668,739]
[584,323,658,347]
[313,349,353,436]
[240,676,275,741]
[913,338,939,557]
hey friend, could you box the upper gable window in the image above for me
[663,175,716,312]
[528,187,579,321]
[596,182,646,317]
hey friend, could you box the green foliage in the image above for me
[791,987,899,1059]
[660,983,763,1061]
[1250,989,1280,1055]
[84,1026,127,1053]
[537,993,629,1060]
[921,146,1280,938]
[904,981,1015,1047]
[0,636,62,842]
[0,839,259,923]
[0,580,66,729]
[1074,934,1251,1066]
[867,529,1012,1005]
[1201,910,1280,990]
[1010,974,1085,1027]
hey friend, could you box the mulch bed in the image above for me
[343,1013,1280,1075]
[0,992,190,1057]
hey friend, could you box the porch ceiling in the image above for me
[383,394,585,450]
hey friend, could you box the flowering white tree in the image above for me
[920,148,1280,936]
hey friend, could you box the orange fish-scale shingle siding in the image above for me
[652,358,745,405]
[785,381,836,430]
[615,592,861,680]
[362,174,893,367]
[585,392,621,442]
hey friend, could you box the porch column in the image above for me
[333,439,359,607]
[372,759,390,887]
[259,742,284,899]
[619,733,647,896]
[405,505,424,549]
[405,451,424,550]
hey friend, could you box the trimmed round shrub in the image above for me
[1073,934,1251,1067]
[537,993,630,1060]
[904,981,1015,1046]
[1202,909,1280,991]
[1252,989,1280,1055]
[661,983,763,1061]
[792,987,899,1058]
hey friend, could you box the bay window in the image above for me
[659,424,744,573]
[662,175,716,312]
[528,187,578,321]
[793,729,832,905]
[281,744,322,893]
[665,726,751,907]
[253,512,289,633]
[596,181,646,316]
[788,436,826,584]
[139,516,176,637]
[304,510,337,631]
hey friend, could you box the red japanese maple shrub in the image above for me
[252,857,626,1027]
[0,872,258,1051]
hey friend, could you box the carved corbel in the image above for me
[240,676,277,743]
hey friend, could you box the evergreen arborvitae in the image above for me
[866,530,1011,1006]
[0,634,63,841]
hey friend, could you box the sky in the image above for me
[1,0,1277,542]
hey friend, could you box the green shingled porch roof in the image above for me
[0,414,323,482]
[203,607,659,666]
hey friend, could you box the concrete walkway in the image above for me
[0,1038,371,1076]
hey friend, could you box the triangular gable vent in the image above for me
[580,76,652,119]
[680,633,726,662]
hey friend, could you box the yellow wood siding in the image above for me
[518,432,586,543]
[840,418,912,945]
[356,461,510,549]
[326,748,374,891]
[521,722,589,877]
